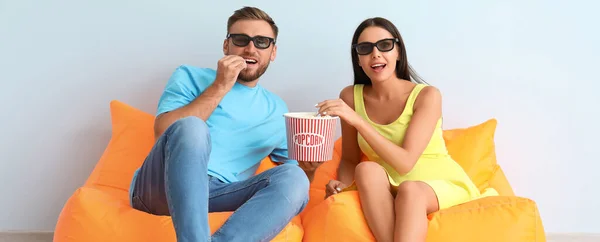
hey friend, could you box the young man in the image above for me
[129,6,320,242]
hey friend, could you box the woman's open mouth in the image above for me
[371,63,386,72]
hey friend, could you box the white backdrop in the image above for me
[0,0,598,233]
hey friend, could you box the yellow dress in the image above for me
[350,83,498,210]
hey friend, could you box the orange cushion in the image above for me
[443,118,499,192]
[302,191,546,242]
[426,195,545,241]
[55,186,304,242]
[54,100,304,242]
[84,100,156,192]
[487,164,515,196]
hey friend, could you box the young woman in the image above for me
[316,17,497,242]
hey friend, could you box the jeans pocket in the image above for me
[132,196,151,213]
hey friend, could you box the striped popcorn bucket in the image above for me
[284,112,338,162]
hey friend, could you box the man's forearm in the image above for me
[154,83,230,138]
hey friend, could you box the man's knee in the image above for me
[271,164,310,210]
[168,116,209,135]
[165,116,210,145]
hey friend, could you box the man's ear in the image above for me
[223,39,229,55]
[270,44,277,62]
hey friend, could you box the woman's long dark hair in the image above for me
[351,17,428,85]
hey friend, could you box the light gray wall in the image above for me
[1,0,598,234]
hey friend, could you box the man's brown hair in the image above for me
[227,6,279,39]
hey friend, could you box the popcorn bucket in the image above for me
[284,112,338,162]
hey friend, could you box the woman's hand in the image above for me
[316,99,362,127]
[325,179,348,198]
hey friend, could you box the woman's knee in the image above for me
[395,181,440,213]
[355,162,387,186]
[394,181,427,205]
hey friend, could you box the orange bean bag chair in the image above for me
[53,100,304,242]
[301,119,547,242]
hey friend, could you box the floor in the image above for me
[0,232,52,242]
[547,233,600,242]
[1,232,599,241]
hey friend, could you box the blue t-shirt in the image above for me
[133,65,296,189]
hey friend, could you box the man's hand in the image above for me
[298,161,322,182]
[152,55,247,138]
[214,55,247,89]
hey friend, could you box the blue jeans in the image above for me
[130,117,310,242]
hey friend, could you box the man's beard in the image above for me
[238,61,270,82]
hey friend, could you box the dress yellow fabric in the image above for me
[351,83,498,210]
